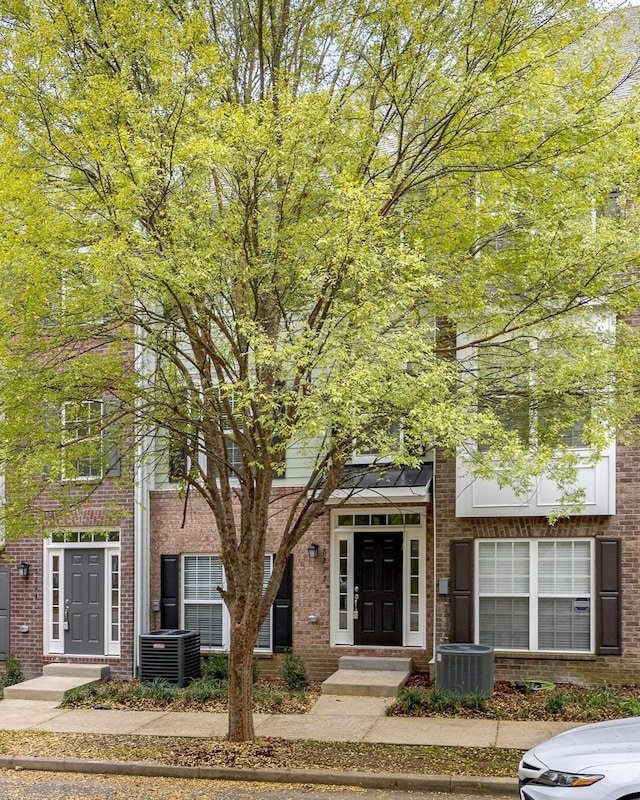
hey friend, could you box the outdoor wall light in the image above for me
[17,562,29,578]
[307,543,319,559]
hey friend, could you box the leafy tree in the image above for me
[1,0,640,740]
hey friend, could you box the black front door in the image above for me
[354,532,402,646]
[64,549,104,655]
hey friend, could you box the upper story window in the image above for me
[61,398,120,481]
[456,314,615,517]
[166,387,242,483]
[62,400,104,480]
[219,392,243,475]
[596,188,633,222]
[351,421,402,464]
[476,339,590,452]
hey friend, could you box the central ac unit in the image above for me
[435,643,494,697]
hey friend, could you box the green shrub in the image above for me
[584,683,617,712]
[254,683,284,708]
[619,697,640,716]
[64,684,99,704]
[460,692,488,712]
[138,678,176,703]
[183,678,228,704]
[281,652,308,691]
[430,689,463,712]
[546,691,565,715]
[396,686,430,713]
[2,656,23,687]
[511,680,534,695]
[395,686,488,714]
[202,654,229,681]
[201,653,258,683]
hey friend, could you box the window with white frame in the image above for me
[166,389,242,482]
[183,554,272,650]
[219,392,243,474]
[476,341,591,452]
[477,539,593,653]
[62,400,104,479]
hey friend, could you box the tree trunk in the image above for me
[227,624,256,741]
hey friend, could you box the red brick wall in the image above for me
[0,475,135,681]
[434,441,640,686]
[148,490,433,680]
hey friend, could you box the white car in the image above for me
[519,717,640,800]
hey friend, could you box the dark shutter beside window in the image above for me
[103,397,121,477]
[160,554,180,630]
[596,538,621,656]
[273,554,293,652]
[0,568,9,660]
[450,539,473,643]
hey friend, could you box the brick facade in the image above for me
[435,440,640,686]
[147,489,434,680]
[4,436,639,687]
[0,475,135,681]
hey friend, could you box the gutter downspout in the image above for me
[133,329,153,677]
[431,453,438,674]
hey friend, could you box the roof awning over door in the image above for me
[327,462,433,504]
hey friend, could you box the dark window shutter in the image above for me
[0,568,9,660]
[103,397,121,477]
[160,554,180,630]
[41,402,60,480]
[271,381,287,479]
[450,539,473,643]
[596,538,621,656]
[273,554,293,652]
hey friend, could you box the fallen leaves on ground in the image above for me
[387,677,640,722]
[0,731,521,778]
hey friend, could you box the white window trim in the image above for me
[474,538,595,654]
[181,553,273,653]
[162,387,243,488]
[61,399,104,482]
[456,314,616,517]
[330,508,426,648]
[43,532,121,657]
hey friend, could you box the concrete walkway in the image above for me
[0,693,583,796]
[0,693,577,749]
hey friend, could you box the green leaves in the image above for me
[1,0,640,531]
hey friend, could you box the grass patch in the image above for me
[63,671,640,724]
[62,675,319,714]
[388,678,640,722]
[0,730,522,777]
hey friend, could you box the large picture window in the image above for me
[183,554,273,651]
[477,539,593,653]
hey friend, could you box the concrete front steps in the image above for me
[3,663,110,702]
[321,656,411,698]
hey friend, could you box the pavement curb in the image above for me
[0,755,518,795]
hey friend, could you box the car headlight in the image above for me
[536,770,605,788]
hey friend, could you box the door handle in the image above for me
[64,599,70,631]
[353,586,359,619]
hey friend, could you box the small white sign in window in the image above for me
[574,598,590,614]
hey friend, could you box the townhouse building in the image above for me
[1,8,639,693]
[1,389,638,687]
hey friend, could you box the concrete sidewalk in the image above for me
[0,693,577,749]
[0,694,580,796]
